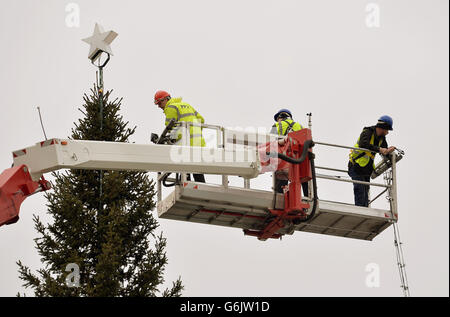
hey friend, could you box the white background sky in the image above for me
[0,0,448,297]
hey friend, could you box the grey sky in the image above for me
[0,0,448,296]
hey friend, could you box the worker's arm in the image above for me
[164,107,179,126]
[380,141,396,155]
[378,136,397,155]
[358,128,382,153]
[359,128,396,155]
[194,110,205,124]
[380,147,396,155]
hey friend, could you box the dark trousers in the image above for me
[187,174,205,183]
[348,163,370,207]
[275,179,309,197]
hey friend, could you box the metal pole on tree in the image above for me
[82,23,118,211]
[92,53,110,205]
[93,53,110,132]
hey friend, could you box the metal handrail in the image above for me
[315,166,348,174]
[316,173,390,188]
[313,138,398,219]
[157,121,229,198]
[314,141,395,188]
[315,141,379,154]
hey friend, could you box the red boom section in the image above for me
[0,165,51,227]
[245,129,313,240]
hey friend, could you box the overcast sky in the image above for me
[0,0,448,297]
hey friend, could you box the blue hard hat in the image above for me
[274,109,292,121]
[377,115,393,130]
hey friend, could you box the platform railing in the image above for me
[156,121,277,201]
[156,122,226,202]
[313,141,398,218]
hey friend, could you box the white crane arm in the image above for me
[12,138,261,181]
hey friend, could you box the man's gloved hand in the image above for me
[380,146,396,155]
[151,133,159,144]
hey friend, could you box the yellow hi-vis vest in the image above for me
[349,132,383,168]
[273,119,303,136]
[164,97,206,147]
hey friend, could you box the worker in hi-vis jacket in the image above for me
[154,90,206,183]
[348,115,396,207]
[270,108,309,196]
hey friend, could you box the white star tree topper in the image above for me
[82,23,118,62]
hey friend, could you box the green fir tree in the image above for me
[17,86,183,297]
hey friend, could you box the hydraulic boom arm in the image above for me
[1,128,316,232]
[0,138,261,226]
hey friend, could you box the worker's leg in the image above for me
[352,178,368,207]
[193,174,205,183]
[275,179,288,193]
[362,175,370,207]
[348,163,369,207]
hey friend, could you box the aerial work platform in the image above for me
[156,122,400,241]
[158,181,394,241]
[1,121,401,242]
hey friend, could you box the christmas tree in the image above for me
[17,86,183,297]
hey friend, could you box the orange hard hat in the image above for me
[154,90,170,104]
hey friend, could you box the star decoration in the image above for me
[82,23,118,62]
